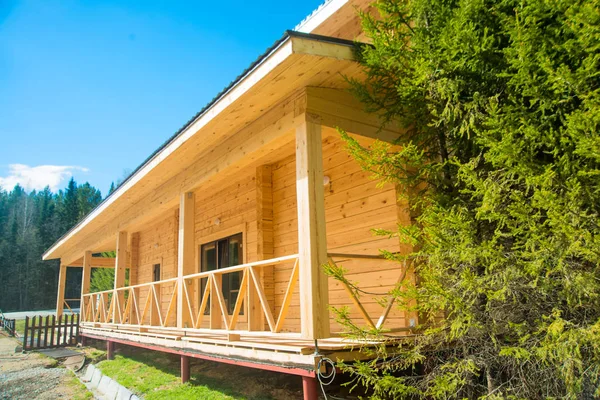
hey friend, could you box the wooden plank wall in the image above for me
[272,135,408,333]
[193,168,259,329]
[132,135,411,333]
[136,210,178,326]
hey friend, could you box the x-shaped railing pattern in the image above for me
[81,255,300,333]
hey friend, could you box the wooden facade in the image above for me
[43,1,416,398]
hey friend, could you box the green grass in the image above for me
[144,383,242,400]
[14,319,26,336]
[97,355,175,394]
[96,350,266,399]
[83,347,106,363]
[64,370,94,400]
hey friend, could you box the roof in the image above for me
[43,30,361,262]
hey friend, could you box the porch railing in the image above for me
[328,253,412,331]
[81,254,299,333]
[81,252,411,334]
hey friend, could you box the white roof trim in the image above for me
[295,0,349,33]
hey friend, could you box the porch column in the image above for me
[302,376,319,400]
[177,192,195,328]
[80,251,92,320]
[128,233,140,324]
[295,114,330,339]
[113,231,128,323]
[250,165,274,331]
[56,263,67,318]
[107,340,115,360]
[180,355,190,383]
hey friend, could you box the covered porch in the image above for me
[45,30,413,399]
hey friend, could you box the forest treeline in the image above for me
[0,178,103,312]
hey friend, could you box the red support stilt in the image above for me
[107,340,115,360]
[181,355,190,383]
[302,375,319,400]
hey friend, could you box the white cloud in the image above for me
[0,164,89,192]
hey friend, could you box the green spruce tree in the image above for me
[328,0,600,398]
[61,177,79,231]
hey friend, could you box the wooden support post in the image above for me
[80,251,92,320]
[210,275,222,330]
[113,231,128,323]
[395,183,421,328]
[177,192,195,329]
[150,282,161,327]
[56,264,67,318]
[180,355,190,383]
[107,341,115,360]
[128,233,140,285]
[302,376,319,400]
[295,115,330,339]
[129,233,140,324]
[250,165,274,331]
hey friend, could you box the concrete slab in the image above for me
[83,364,96,382]
[98,375,113,391]
[80,363,139,400]
[64,355,86,371]
[36,348,81,358]
[90,368,103,388]
[105,378,120,400]
[116,386,134,400]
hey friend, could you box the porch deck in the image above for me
[79,253,412,371]
[80,323,405,373]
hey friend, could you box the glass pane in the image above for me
[228,286,239,315]
[228,234,242,267]
[201,243,217,272]
[200,244,216,315]
[217,239,229,269]
[227,234,243,314]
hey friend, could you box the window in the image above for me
[153,264,161,282]
[200,233,243,314]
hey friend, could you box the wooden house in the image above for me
[43,1,416,398]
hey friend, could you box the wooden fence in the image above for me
[0,310,16,337]
[23,314,80,350]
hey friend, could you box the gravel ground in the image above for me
[0,333,90,400]
[0,366,71,400]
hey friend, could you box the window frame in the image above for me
[197,225,247,317]
[152,263,161,282]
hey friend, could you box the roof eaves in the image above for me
[42,30,359,261]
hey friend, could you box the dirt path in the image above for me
[0,332,91,400]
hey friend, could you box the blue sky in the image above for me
[0,0,323,196]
